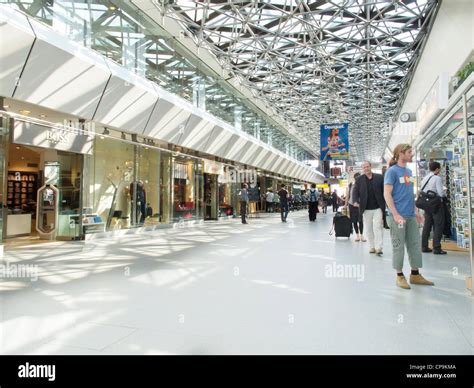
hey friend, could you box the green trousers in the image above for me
[387,216,423,271]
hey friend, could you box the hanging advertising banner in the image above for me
[320,123,349,161]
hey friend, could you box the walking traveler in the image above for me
[345,172,365,242]
[266,189,274,213]
[352,161,385,255]
[278,184,289,222]
[384,143,435,289]
[308,184,319,222]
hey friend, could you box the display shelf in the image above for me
[7,171,38,214]
[448,135,472,248]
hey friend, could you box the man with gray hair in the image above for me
[352,161,386,255]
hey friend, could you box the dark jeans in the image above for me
[308,202,318,221]
[240,201,247,223]
[280,202,289,221]
[349,204,363,234]
[333,204,339,213]
[422,205,445,250]
[266,201,273,212]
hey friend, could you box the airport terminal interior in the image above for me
[0,0,473,356]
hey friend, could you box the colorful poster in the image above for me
[320,123,349,160]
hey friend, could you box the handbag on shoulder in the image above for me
[415,175,441,214]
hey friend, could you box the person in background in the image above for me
[278,184,289,222]
[266,188,274,213]
[321,192,328,214]
[308,183,319,222]
[332,190,339,213]
[381,165,390,229]
[352,161,385,255]
[384,143,434,289]
[345,172,365,242]
[420,161,447,255]
[239,183,249,224]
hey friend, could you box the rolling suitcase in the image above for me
[330,212,352,238]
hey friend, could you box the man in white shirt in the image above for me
[266,189,274,213]
[420,161,447,254]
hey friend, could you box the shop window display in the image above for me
[172,158,199,221]
[83,137,162,232]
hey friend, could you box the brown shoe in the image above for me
[396,275,411,289]
[410,274,434,286]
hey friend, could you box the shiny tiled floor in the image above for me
[0,211,472,355]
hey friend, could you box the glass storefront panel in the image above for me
[135,146,160,226]
[160,153,171,224]
[0,114,9,242]
[171,157,204,222]
[83,137,135,232]
[218,167,234,217]
[56,151,83,239]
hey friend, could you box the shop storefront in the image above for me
[82,136,171,234]
[1,114,91,242]
[0,111,208,242]
[415,74,473,294]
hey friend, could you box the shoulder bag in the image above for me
[415,175,441,214]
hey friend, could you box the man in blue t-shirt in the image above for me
[384,144,434,290]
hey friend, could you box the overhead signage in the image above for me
[320,123,349,161]
[416,72,449,137]
[203,160,224,175]
[12,120,93,154]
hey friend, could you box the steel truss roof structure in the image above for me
[162,0,439,162]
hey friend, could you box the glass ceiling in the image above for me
[162,0,440,162]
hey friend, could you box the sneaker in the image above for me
[369,248,376,254]
[422,248,433,253]
[361,236,367,242]
[396,275,411,289]
[355,236,360,242]
[376,249,383,256]
[433,249,447,255]
[410,274,434,286]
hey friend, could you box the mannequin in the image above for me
[130,180,146,225]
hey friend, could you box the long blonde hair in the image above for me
[389,143,412,167]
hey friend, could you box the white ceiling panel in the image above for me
[270,156,286,173]
[0,6,35,98]
[143,98,191,144]
[13,18,110,120]
[93,61,158,133]
[251,147,271,169]
[225,134,252,162]
[205,125,234,157]
[179,114,215,152]
[239,143,262,166]
[260,153,279,171]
